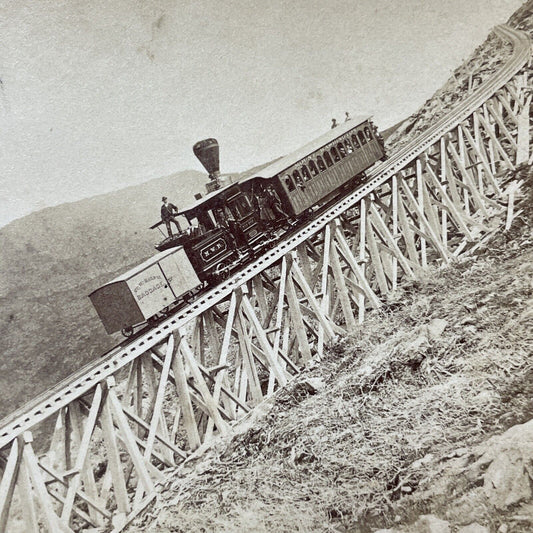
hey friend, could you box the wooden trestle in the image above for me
[0,24,531,533]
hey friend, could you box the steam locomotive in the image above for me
[89,116,386,336]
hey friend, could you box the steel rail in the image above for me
[0,24,529,450]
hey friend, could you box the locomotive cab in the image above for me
[150,181,266,284]
[176,184,263,282]
[219,188,262,248]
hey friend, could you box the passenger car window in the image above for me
[309,160,319,177]
[293,170,303,187]
[345,139,354,154]
[285,174,295,191]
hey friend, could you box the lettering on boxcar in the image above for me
[133,274,160,292]
[136,281,166,301]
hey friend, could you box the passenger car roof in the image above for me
[241,115,370,183]
[181,115,370,214]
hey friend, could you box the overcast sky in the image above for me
[0,0,524,227]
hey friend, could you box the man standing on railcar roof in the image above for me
[161,196,182,237]
[331,118,338,129]
[345,111,351,122]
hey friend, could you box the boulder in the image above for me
[472,419,533,509]
[483,448,532,508]
[456,524,489,533]
[410,514,450,533]
[303,377,326,393]
[427,319,448,340]
[411,453,434,469]
[407,334,430,352]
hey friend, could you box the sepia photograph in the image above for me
[0,1,532,531]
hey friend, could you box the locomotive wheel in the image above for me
[161,305,173,316]
[121,326,134,338]
[147,316,159,327]
[215,260,232,281]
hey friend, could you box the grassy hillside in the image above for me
[132,193,533,532]
[0,170,206,416]
[0,154,280,418]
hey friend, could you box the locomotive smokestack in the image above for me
[193,138,220,191]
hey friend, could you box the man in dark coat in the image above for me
[161,196,182,237]
[253,185,276,234]
[265,185,290,229]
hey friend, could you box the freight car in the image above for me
[89,247,201,336]
[90,116,385,335]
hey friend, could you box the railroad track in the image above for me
[0,24,530,451]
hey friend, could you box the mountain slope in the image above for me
[133,207,533,533]
[0,169,206,416]
[0,154,281,417]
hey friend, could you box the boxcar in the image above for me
[89,247,201,335]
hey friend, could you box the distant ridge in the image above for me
[0,169,206,415]
[381,120,405,141]
[0,155,281,416]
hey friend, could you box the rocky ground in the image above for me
[126,168,533,533]
[386,4,533,151]
[125,4,533,532]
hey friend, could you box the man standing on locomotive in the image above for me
[161,196,182,237]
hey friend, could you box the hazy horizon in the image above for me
[0,0,524,228]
